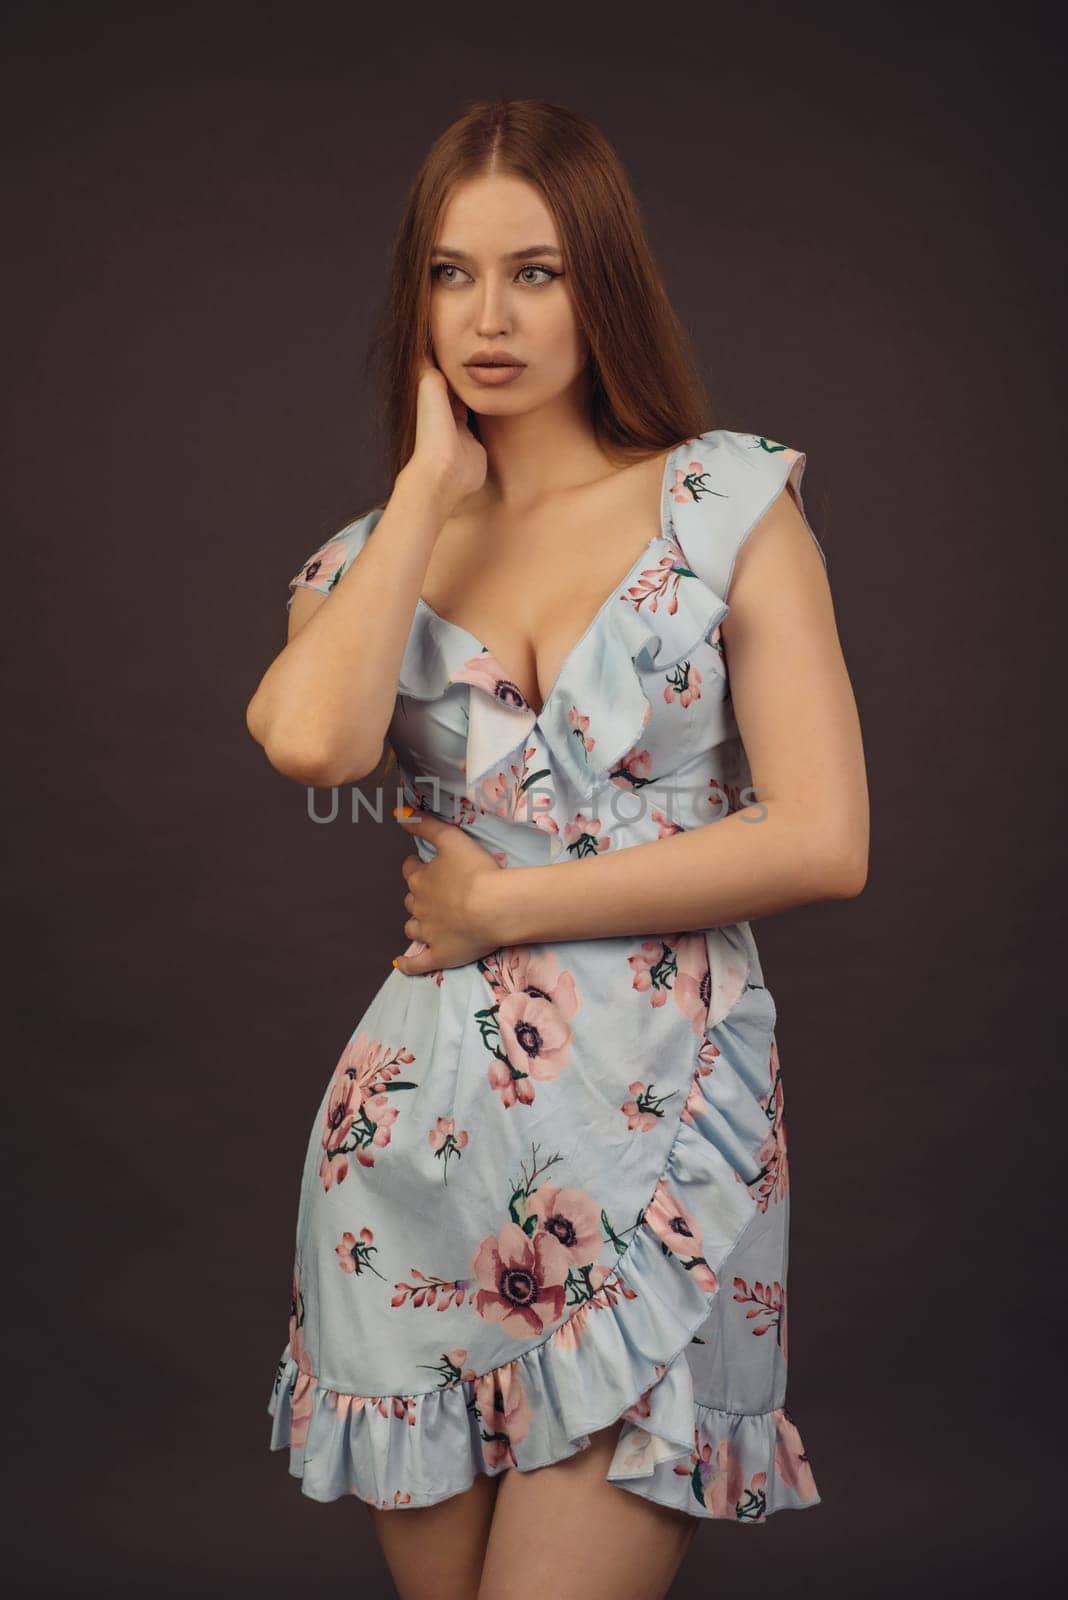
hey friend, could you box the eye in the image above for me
[430,262,561,286]
[517,264,559,285]
[430,263,470,285]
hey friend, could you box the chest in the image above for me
[418,457,668,717]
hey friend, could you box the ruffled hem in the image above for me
[268,1340,820,1520]
[266,974,822,1522]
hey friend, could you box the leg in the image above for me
[366,1466,502,1600]
[478,1416,699,1600]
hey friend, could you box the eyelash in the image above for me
[430,263,561,287]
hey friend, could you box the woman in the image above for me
[247,98,868,1600]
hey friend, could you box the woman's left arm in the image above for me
[483,485,868,945]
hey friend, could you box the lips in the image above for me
[464,354,525,367]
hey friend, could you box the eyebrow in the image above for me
[430,244,563,262]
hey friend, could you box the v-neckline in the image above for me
[414,440,679,722]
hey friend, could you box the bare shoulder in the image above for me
[723,484,833,637]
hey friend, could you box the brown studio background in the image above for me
[3,2,1063,1595]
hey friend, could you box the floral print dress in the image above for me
[267,428,826,1524]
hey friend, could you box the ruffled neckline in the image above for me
[412,438,679,723]
[392,435,731,832]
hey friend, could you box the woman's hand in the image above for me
[407,354,487,521]
[391,810,506,975]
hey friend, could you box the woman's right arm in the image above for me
[245,464,454,787]
[246,359,486,787]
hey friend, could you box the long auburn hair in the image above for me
[360,96,717,498]
[353,98,719,778]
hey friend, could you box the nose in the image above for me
[474,274,512,336]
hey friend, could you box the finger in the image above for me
[393,938,432,976]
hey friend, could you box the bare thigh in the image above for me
[366,1468,502,1600]
[478,1417,699,1600]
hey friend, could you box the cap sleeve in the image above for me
[671,431,826,602]
[285,507,383,613]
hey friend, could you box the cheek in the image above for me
[536,306,588,376]
[429,299,462,354]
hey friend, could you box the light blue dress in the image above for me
[267,428,827,1522]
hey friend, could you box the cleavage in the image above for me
[420,459,669,717]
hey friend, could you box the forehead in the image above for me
[434,174,559,253]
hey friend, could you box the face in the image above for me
[428,173,589,415]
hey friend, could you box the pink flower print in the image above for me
[670,459,730,510]
[428,1116,468,1152]
[560,810,611,858]
[670,461,706,503]
[449,649,534,714]
[644,1175,705,1261]
[336,1227,389,1279]
[427,1115,469,1184]
[622,543,690,617]
[622,1363,668,1422]
[530,793,560,838]
[288,1268,314,1379]
[525,1183,603,1268]
[547,1266,636,1351]
[680,1074,706,1125]
[697,1038,720,1073]
[774,1407,819,1501]
[474,1361,533,1468]
[320,1069,360,1191]
[455,791,478,827]
[336,1226,373,1272]
[361,1091,400,1156]
[752,1040,789,1211]
[566,705,595,759]
[291,536,349,592]
[489,945,580,1011]
[618,1426,672,1476]
[318,1032,416,1187]
[497,985,577,1085]
[353,1486,413,1508]
[707,951,749,1025]
[324,1390,373,1423]
[651,806,684,839]
[629,938,671,1006]
[473,743,545,825]
[663,662,702,707]
[470,1219,569,1339]
[486,1055,537,1108]
[671,931,713,1034]
[391,1268,471,1311]
[643,1175,719,1293]
[695,1437,763,1519]
[622,1080,659,1132]
[706,778,730,821]
[482,946,582,1106]
[491,849,508,868]
[621,1079,677,1131]
[288,1369,316,1450]
[609,747,654,789]
[362,1394,417,1424]
[732,1275,785,1340]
